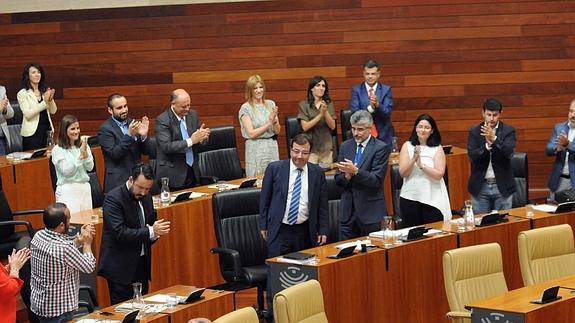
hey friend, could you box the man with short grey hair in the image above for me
[335,110,389,239]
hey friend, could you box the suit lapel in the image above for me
[358,137,375,168]
[280,160,290,200]
[169,109,184,139]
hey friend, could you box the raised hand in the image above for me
[137,116,149,137]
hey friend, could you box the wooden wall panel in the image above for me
[1,0,575,190]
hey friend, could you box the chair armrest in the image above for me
[12,209,44,216]
[210,247,243,280]
[200,176,218,185]
[0,220,34,237]
[78,300,94,314]
[446,311,471,319]
[80,284,99,307]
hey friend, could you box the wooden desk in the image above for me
[268,233,457,323]
[428,215,531,290]
[509,207,575,230]
[468,275,575,322]
[75,286,232,323]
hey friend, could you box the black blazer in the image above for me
[335,137,389,225]
[155,107,200,189]
[467,121,516,197]
[97,184,156,284]
[97,117,154,193]
[259,159,329,245]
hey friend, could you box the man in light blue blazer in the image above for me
[0,86,15,155]
[349,59,394,146]
[546,99,575,202]
[335,110,389,239]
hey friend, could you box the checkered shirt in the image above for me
[30,229,96,318]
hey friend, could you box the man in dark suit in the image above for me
[335,110,389,239]
[259,133,329,320]
[97,93,154,193]
[349,59,395,146]
[467,98,516,213]
[155,89,210,190]
[98,163,170,304]
[546,99,575,202]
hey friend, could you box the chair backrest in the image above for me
[340,109,352,142]
[197,126,243,181]
[87,135,99,147]
[0,190,15,239]
[325,174,342,243]
[284,115,303,157]
[443,243,508,317]
[7,102,23,125]
[273,279,328,323]
[196,125,237,153]
[7,124,22,153]
[213,307,259,323]
[198,148,243,181]
[212,188,267,279]
[518,224,575,286]
[511,152,528,208]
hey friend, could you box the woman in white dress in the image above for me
[398,114,451,227]
[239,75,280,177]
[51,115,94,214]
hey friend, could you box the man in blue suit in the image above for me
[546,99,575,202]
[335,110,389,239]
[259,133,328,321]
[349,59,395,146]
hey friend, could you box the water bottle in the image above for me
[464,200,475,230]
[132,282,145,309]
[160,177,171,206]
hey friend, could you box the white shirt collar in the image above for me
[364,82,378,93]
[289,159,308,173]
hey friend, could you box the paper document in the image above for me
[207,183,240,190]
[335,239,373,251]
[277,256,317,265]
[369,227,442,239]
[533,204,558,213]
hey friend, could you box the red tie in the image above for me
[369,87,378,138]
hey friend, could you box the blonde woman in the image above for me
[239,75,280,177]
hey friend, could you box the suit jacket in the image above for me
[546,122,575,191]
[467,121,516,197]
[0,86,14,151]
[98,184,156,284]
[335,137,389,225]
[349,82,394,145]
[16,88,57,137]
[155,107,200,189]
[97,117,154,193]
[259,159,329,245]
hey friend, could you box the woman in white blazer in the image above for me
[17,63,57,150]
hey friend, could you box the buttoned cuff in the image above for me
[367,105,375,113]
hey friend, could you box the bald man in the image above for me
[155,89,210,190]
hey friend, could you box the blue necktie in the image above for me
[180,119,194,167]
[354,144,363,165]
[287,168,303,225]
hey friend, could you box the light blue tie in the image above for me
[354,144,363,165]
[180,119,194,167]
[287,168,303,225]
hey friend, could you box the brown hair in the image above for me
[57,115,80,149]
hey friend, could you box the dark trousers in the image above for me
[340,217,381,240]
[106,256,149,304]
[400,197,444,228]
[266,222,312,321]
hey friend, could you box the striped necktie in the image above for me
[287,168,303,225]
[354,144,364,165]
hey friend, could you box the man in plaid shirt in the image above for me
[30,202,96,322]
